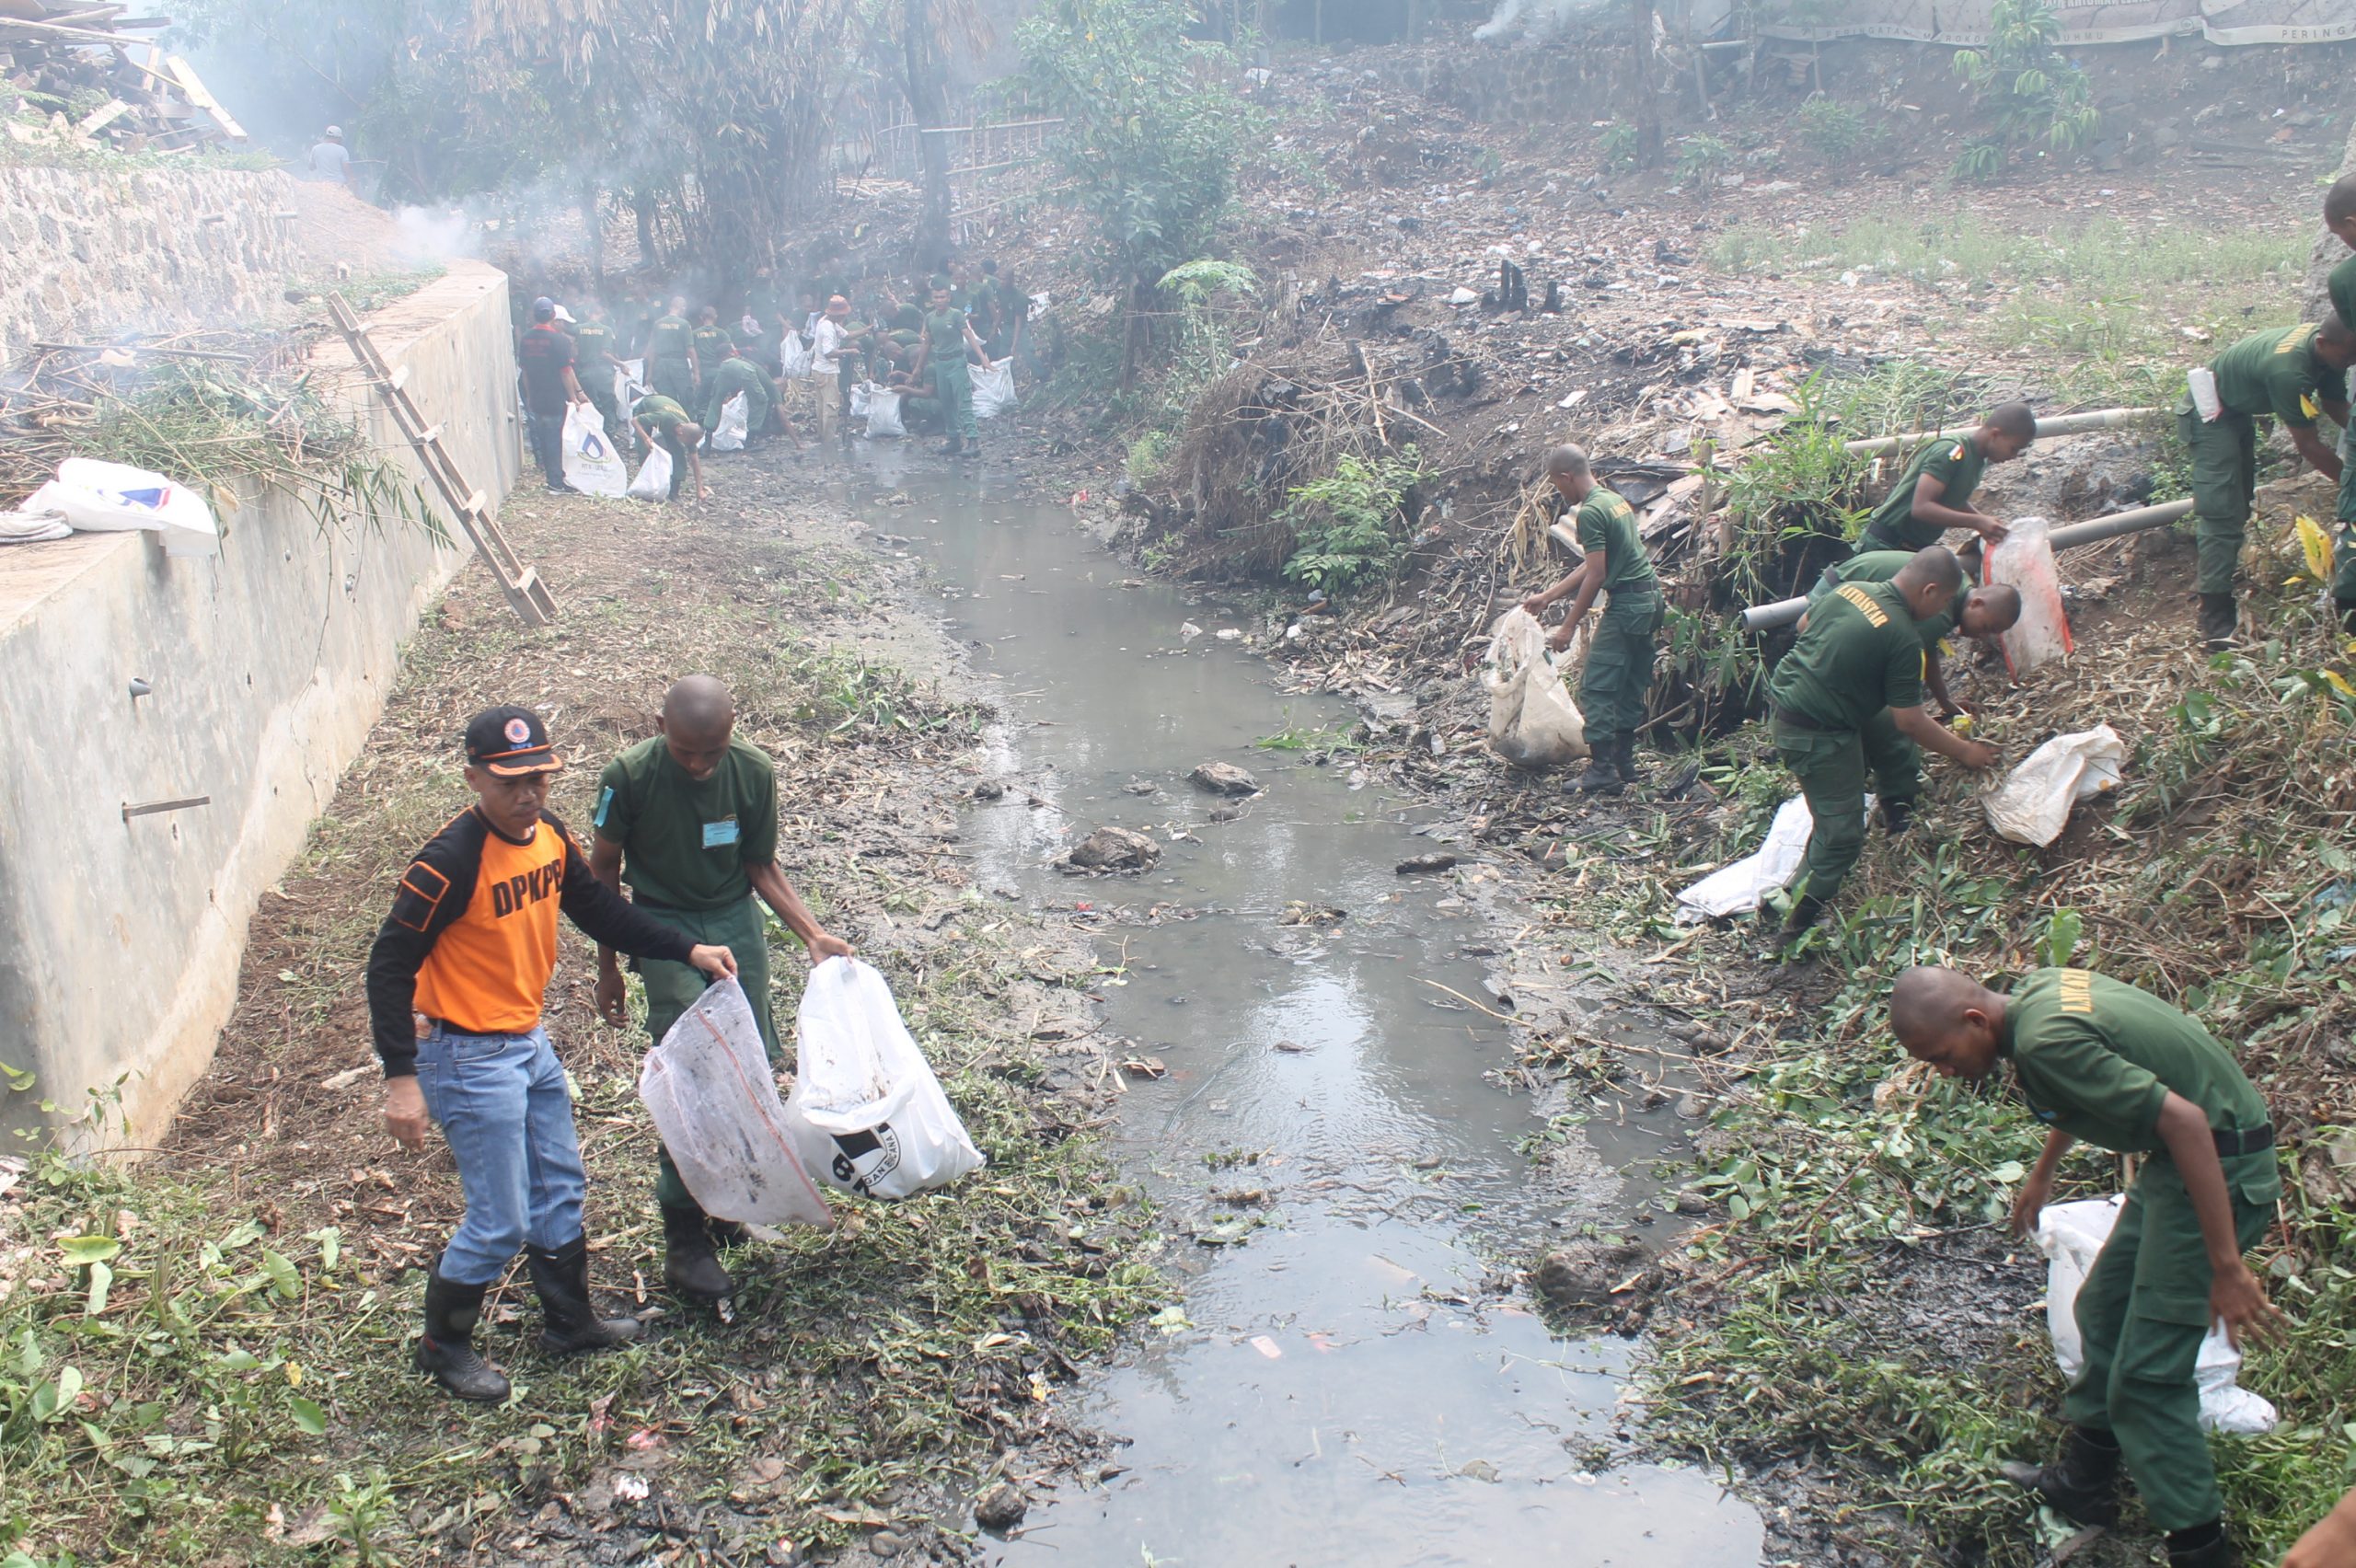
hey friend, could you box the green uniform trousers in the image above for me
[585,380,621,446]
[704,381,771,444]
[651,355,696,407]
[2177,406,2258,596]
[933,358,977,442]
[1772,712,1920,905]
[2333,415,2356,602]
[901,396,944,433]
[1578,591,1664,737]
[635,896,780,1210]
[2062,1153,2277,1531]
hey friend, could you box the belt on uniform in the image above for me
[1772,708,1835,732]
[2212,1123,2274,1158]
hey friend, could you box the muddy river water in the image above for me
[850,457,1761,1567]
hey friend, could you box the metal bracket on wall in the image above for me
[325,292,557,628]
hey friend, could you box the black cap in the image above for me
[464,706,563,775]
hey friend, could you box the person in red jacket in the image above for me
[365,705,738,1401]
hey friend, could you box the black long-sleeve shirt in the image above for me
[364,806,695,1077]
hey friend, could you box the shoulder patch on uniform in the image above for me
[1949,443,1967,460]
[594,786,615,829]
[2057,968,2095,1014]
[1833,582,1890,628]
[390,860,452,933]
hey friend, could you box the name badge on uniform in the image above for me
[702,818,740,849]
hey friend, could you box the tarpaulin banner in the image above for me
[1759,0,2356,46]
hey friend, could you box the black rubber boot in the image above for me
[2198,593,2239,651]
[662,1202,733,1303]
[1780,893,1827,937]
[1570,736,1626,796]
[1881,798,1915,837]
[415,1263,512,1403]
[1614,731,1643,788]
[706,1216,752,1250]
[2165,1522,2237,1568]
[525,1237,643,1355]
[940,435,964,457]
[1998,1425,2121,1529]
[2337,596,2356,639]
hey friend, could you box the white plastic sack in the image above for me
[1484,607,1588,767]
[1676,794,1816,922]
[25,458,218,559]
[1986,514,2073,676]
[973,358,1017,419]
[560,403,628,497]
[0,507,71,544]
[710,393,748,453]
[784,958,985,1199]
[2038,1196,2277,1435]
[616,359,645,407]
[626,444,674,502]
[1983,724,2126,847]
[864,387,906,440]
[848,381,872,420]
[639,977,835,1228]
[780,333,815,380]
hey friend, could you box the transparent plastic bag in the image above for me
[783,958,984,1199]
[1484,607,1588,767]
[1986,514,2073,676]
[639,977,835,1228]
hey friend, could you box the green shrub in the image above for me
[1278,448,1428,598]
[1795,95,1865,161]
[1598,120,1640,172]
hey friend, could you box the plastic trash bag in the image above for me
[848,381,872,420]
[639,977,835,1228]
[2038,1196,2277,1435]
[1676,794,1815,922]
[617,359,645,406]
[1484,607,1588,767]
[560,403,628,497]
[709,393,748,453]
[626,443,674,502]
[1986,514,2073,676]
[780,333,815,380]
[783,958,985,1199]
[25,458,219,559]
[1983,724,2125,847]
[864,387,906,440]
[0,507,72,544]
[973,359,1017,419]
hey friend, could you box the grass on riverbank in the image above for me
[0,481,1161,1565]
[1523,536,2356,1563]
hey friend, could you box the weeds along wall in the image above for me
[0,166,310,363]
[0,262,521,1148]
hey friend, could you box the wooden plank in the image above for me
[162,53,246,141]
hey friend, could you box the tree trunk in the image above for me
[580,183,605,289]
[1631,0,1664,169]
[905,0,955,271]
[632,190,657,269]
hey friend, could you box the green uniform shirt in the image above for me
[2001,968,2274,1161]
[691,324,732,365]
[1766,576,1923,730]
[706,356,766,406]
[647,315,692,359]
[2209,322,2330,429]
[923,306,970,358]
[2331,254,2356,335]
[1573,487,1658,596]
[886,303,925,335]
[1863,436,1986,549]
[592,736,780,912]
[572,320,616,367]
[1826,550,1953,646]
[633,393,690,438]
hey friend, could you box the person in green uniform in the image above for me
[646,295,696,405]
[2320,174,2356,631]
[745,265,783,374]
[2180,318,2356,648]
[629,392,705,504]
[689,307,732,402]
[976,260,1017,360]
[623,288,660,358]
[1766,546,1997,933]
[1807,549,2022,720]
[1854,404,2037,557]
[700,345,774,452]
[886,367,944,434]
[1519,444,1664,795]
[916,281,987,457]
[591,676,853,1301]
[1889,965,2284,1568]
[571,300,624,443]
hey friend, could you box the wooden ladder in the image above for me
[326,292,556,628]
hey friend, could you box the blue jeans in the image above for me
[414,1022,585,1285]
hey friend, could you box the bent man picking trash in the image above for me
[1805,549,2022,721]
[1519,443,1663,796]
[590,675,853,1303]
[366,706,740,1402]
[1890,965,2283,1568]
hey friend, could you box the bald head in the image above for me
[1889,546,1965,622]
[1958,582,2022,639]
[2319,317,2356,369]
[1889,964,2007,1079]
[1545,443,1594,502]
[2327,171,2356,227]
[659,675,734,780]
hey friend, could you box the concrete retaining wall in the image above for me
[0,260,520,1145]
[0,166,310,363]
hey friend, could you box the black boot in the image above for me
[2337,596,2356,639]
[415,1263,512,1403]
[525,1236,643,1355]
[2165,1522,2237,1568]
[1780,892,1826,936]
[1570,736,1625,796]
[706,1216,752,1250]
[662,1202,733,1302]
[2198,593,2239,651]
[1614,732,1643,788]
[1998,1425,2121,1529]
[1880,798,1915,837]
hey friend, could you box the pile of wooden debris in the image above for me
[0,2,246,154]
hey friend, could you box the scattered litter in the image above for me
[1248,1334,1283,1358]
[1120,1056,1169,1079]
[1983,725,2126,847]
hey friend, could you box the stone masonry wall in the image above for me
[0,165,306,361]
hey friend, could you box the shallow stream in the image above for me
[848,456,1762,1568]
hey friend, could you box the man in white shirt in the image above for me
[810,295,860,440]
[309,127,352,190]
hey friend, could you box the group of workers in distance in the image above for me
[1504,177,2356,1568]
[509,255,1025,502]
